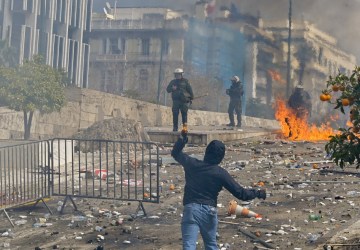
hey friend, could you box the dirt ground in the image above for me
[1,135,360,250]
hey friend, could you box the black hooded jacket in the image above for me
[171,139,260,207]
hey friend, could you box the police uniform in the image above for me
[167,77,194,131]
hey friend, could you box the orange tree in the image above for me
[321,66,360,168]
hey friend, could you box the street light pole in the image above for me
[114,1,117,20]
[286,0,292,98]
[157,11,166,104]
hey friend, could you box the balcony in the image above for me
[91,18,186,31]
[90,52,172,63]
[90,54,127,62]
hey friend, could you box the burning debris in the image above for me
[275,98,335,141]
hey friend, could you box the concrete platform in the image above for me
[145,125,279,145]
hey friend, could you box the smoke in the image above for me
[95,0,360,64]
[233,0,360,64]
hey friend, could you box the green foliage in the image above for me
[323,66,360,168]
[0,55,66,113]
[0,55,67,139]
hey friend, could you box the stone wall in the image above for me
[0,88,279,140]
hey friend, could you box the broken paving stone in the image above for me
[147,215,160,219]
[273,229,288,235]
[97,235,105,241]
[1,231,14,238]
[307,233,320,243]
[14,219,27,225]
[122,226,132,234]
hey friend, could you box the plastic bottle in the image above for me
[72,215,87,222]
[309,214,321,221]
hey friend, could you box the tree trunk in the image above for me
[23,111,33,140]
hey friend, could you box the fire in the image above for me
[268,69,285,85]
[274,98,335,141]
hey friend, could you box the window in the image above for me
[141,39,150,56]
[12,0,24,11]
[139,69,149,90]
[163,39,169,55]
[110,38,120,54]
[121,39,126,54]
[102,39,107,54]
[61,0,66,23]
[56,0,61,21]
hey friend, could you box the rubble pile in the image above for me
[73,117,150,151]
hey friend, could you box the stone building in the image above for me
[88,3,282,114]
[0,0,92,87]
[264,20,356,118]
[88,6,187,103]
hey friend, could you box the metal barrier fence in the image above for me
[0,140,52,226]
[0,138,160,225]
[51,139,161,215]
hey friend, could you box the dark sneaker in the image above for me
[226,123,235,127]
[236,124,242,128]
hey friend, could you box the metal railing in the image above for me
[0,141,52,226]
[51,138,161,214]
[0,138,161,225]
[91,18,185,30]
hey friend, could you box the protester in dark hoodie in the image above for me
[171,132,266,250]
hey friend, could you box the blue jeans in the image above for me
[181,203,218,250]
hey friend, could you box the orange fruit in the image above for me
[320,94,327,101]
[339,85,345,91]
[144,192,150,198]
[332,85,339,92]
[325,94,332,101]
[342,98,350,106]
[169,184,175,190]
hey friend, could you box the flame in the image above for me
[346,120,353,127]
[274,98,335,141]
[268,69,286,85]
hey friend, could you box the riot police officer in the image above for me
[226,75,244,127]
[166,68,194,132]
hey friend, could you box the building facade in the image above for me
[265,20,356,118]
[0,0,92,87]
[88,7,187,103]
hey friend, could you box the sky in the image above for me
[93,0,360,64]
